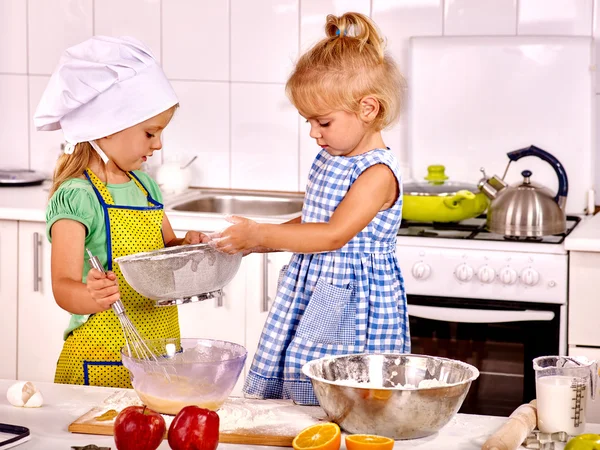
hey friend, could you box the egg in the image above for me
[6,381,44,407]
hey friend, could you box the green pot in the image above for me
[402,165,489,223]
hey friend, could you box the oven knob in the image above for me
[455,263,474,282]
[477,266,496,283]
[499,267,518,285]
[412,262,431,280]
[520,267,540,286]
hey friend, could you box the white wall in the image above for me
[0,0,598,194]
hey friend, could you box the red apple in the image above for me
[168,405,220,450]
[114,405,166,450]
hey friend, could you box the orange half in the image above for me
[292,422,341,450]
[345,434,395,450]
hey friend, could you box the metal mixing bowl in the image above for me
[302,353,479,440]
[121,338,247,415]
[115,243,242,305]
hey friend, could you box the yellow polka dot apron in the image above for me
[54,169,180,387]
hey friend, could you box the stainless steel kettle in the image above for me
[478,145,569,237]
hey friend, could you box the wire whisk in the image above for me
[86,248,172,382]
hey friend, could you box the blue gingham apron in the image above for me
[243,148,410,405]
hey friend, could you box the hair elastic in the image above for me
[335,29,347,36]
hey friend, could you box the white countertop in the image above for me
[565,212,600,251]
[1,379,582,450]
[0,183,295,231]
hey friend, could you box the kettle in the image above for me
[478,145,569,237]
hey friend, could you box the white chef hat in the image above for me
[33,35,178,159]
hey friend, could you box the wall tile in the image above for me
[372,0,443,168]
[0,0,27,73]
[518,0,593,35]
[231,83,299,191]
[164,81,230,189]
[231,0,298,83]
[594,0,600,93]
[0,75,29,169]
[28,76,65,175]
[28,0,93,75]
[163,0,229,80]
[94,0,161,61]
[299,0,370,52]
[596,94,600,196]
[444,0,517,36]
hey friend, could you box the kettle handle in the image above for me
[507,145,569,209]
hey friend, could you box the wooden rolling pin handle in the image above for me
[481,400,537,450]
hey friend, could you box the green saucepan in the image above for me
[402,165,489,223]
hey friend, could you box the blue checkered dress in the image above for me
[243,148,410,405]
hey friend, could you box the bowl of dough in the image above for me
[121,338,247,415]
[302,353,479,440]
[115,243,242,306]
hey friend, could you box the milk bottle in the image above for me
[533,356,597,435]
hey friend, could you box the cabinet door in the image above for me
[0,220,18,379]
[17,221,72,382]
[245,251,293,377]
[569,252,600,347]
[173,230,246,396]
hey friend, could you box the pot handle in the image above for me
[443,190,476,209]
[507,145,569,209]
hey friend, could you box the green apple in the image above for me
[565,434,600,450]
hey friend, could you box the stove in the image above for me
[398,215,581,244]
[395,214,583,417]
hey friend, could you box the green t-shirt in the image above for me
[45,171,164,339]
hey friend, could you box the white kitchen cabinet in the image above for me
[17,221,72,382]
[0,220,18,379]
[568,252,600,347]
[245,251,293,376]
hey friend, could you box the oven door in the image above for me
[407,295,561,417]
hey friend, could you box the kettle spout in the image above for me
[478,168,507,200]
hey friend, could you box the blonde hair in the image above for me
[48,142,101,197]
[286,12,405,131]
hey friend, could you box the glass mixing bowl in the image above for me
[303,353,479,440]
[121,338,247,415]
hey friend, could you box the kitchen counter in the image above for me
[0,182,50,222]
[0,183,296,230]
[565,212,600,251]
[3,379,598,450]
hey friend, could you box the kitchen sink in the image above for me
[169,189,304,217]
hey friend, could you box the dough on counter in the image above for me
[6,381,44,407]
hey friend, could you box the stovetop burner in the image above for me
[397,215,581,244]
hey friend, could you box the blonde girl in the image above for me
[35,36,205,388]
[214,12,409,405]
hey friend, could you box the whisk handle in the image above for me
[111,300,126,316]
[86,248,124,315]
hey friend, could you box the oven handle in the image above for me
[408,304,555,323]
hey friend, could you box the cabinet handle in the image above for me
[33,232,42,292]
[261,254,270,313]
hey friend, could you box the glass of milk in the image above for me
[533,356,598,435]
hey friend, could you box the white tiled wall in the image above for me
[0,0,598,194]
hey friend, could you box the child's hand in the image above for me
[213,216,262,254]
[86,268,120,311]
[182,230,210,245]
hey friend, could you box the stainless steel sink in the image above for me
[169,189,304,217]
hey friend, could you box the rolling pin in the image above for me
[481,400,537,450]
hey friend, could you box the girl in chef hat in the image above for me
[213,12,409,405]
[34,36,206,388]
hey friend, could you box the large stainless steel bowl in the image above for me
[302,353,479,440]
